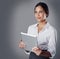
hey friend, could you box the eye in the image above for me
[34,11,37,13]
[39,11,43,13]
[34,11,44,14]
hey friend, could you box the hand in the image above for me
[19,40,26,49]
[32,47,42,56]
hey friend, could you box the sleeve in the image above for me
[47,28,57,58]
[27,26,32,34]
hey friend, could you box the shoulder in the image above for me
[27,23,37,34]
[47,23,57,35]
[28,23,37,29]
[48,23,57,32]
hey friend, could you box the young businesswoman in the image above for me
[19,2,57,59]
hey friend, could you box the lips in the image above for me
[37,17,41,19]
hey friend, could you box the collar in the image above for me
[34,22,50,30]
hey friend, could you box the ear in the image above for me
[44,14,47,20]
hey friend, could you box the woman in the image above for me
[19,2,57,59]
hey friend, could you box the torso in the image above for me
[37,21,47,33]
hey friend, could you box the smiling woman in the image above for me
[34,2,49,22]
[19,2,57,59]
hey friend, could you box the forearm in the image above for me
[40,50,52,57]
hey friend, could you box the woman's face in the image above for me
[34,6,46,22]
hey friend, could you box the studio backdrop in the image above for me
[0,0,60,59]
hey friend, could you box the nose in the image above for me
[37,13,41,18]
[37,13,40,16]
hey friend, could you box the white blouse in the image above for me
[25,22,57,58]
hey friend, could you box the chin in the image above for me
[37,19,41,22]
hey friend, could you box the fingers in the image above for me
[32,47,42,56]
[32,47,39,51]
[19,40,25,48]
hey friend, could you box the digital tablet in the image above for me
[20,32,38,52]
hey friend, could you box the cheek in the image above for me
[34,13,44,19]
[34,14,37,18]
[40,13,44,17]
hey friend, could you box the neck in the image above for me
[38,19,47,25]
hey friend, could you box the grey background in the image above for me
[0,0,60,59]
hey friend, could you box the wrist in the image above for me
[39,50,42,55]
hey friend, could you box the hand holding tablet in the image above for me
[19,32,38,52]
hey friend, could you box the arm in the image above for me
[39,29,57,58]
[31,47,51,57]
[40,50,52,57]
[44,29,57,58]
